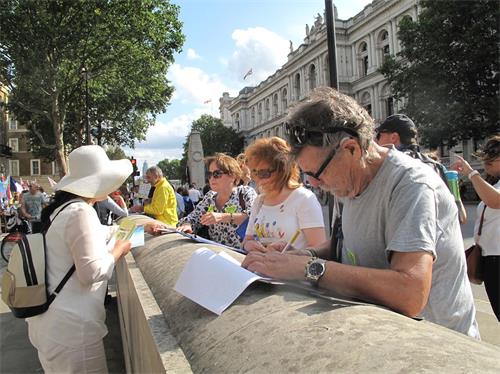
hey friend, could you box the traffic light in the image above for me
[130,157,140,177]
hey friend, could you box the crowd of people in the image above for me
[12,87,498,372]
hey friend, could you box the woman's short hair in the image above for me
[205,153,242,184]
[245,137,301,191]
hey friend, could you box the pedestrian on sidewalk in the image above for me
[26,145,164,373]
[451,135,500,321]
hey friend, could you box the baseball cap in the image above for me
[376,114,417,144]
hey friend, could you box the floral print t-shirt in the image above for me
[178,185,257,249]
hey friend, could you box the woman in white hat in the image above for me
[25,145,160,373]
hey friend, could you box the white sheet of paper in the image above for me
[174,248,263,315]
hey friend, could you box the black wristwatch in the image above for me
[305,257,327,284]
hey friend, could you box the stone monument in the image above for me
[187,130,205,187]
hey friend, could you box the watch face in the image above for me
[309,262,324,276]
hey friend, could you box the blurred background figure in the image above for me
[19,182,45,233]
[129,166,178,226]
[451,135,500,321]
[188,183,202,206]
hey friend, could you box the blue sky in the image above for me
[128,0,372,167]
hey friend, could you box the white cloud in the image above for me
[168,63,235,105]
[126,107,215,166]
[186,48,201,60]
[227,27,289,83]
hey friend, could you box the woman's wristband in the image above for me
[468,170,480,180]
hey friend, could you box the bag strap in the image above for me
[47,265,76,305]
[42,200,81,233]
[238,190,246,211]
[477,205,487,239]
[44,200,80,305]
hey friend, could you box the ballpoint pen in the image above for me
[281,229,301,253]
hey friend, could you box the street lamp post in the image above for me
[81,67,90,145]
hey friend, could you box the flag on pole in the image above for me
[243,68,253,80]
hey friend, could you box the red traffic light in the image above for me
[130,157,137,165]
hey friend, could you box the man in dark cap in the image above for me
[376,114,467,223]
[375,114,419,151]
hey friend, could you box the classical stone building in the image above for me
[219,0,481,166]
[0,85,59,189]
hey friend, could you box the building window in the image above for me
[258,103,262,124]
[31,159,41,175]
[251,107,255,127]
[265,99,270,121]
[8,138,18,152]
[282,88,288,110]
[8,117,17,130]
[358,42,369,77]
[361,92,372,116]
[294,73,301,100]
[272,94,278,117]
[235,113,240,131]
[386,97,394,117]
[9,160,19,176]
[309,64,317,90]
[378,30,390,64]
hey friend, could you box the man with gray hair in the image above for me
[242,87,479,338]
[130,165,178,226]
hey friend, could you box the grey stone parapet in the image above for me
[117,232,500,373]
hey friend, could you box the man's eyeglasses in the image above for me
[286,123,359,148]
[207,170,227,179]
[250,168,276,179]
[303,144,339,181]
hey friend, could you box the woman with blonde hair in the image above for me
[177,153,256,249]
[452,135,500,321]
[243,137,325,252]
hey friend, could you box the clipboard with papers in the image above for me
[158,228,247,254]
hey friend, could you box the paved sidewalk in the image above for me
[0,271,125,374]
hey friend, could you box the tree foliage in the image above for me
[0,0,184,175]
[379,0,499,147]
[106,146,127,160]
[180,114,244,183]
[157,158,182,180]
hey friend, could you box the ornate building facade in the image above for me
[220,0,420,146]
[219,0,482,167]
[0,84,59,188]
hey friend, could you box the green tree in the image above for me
[106,146,127,160]
[157,158,182,180]
[379,0,499,148]
[0,0,184,175]
[180,114,244,182]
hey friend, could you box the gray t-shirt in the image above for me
[341,149,479,338]
[23,191,45,222]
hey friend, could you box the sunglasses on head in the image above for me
[250,168,276,179]
[207,170,227,179]
[286,123,360,148]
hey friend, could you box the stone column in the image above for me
[187,131,205,187]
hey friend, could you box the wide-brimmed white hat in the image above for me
[55,145,132,198]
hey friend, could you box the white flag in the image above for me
[243,68,253,80]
